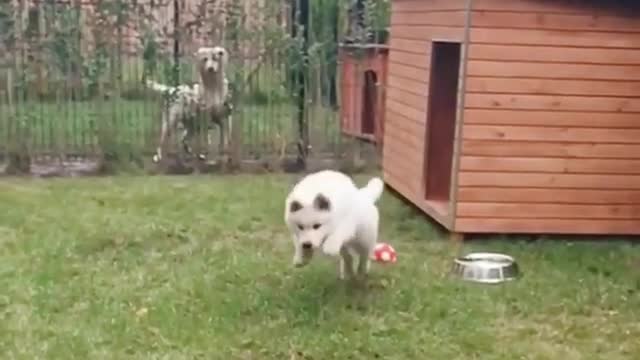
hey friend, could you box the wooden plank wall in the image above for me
[455,0,640,234]
[383,0,468,227]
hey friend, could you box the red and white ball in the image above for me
[372,243,397,263]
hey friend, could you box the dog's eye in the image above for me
[297,224,304,230]
[312,223,321,230]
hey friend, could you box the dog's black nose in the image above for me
[302,243,312,250]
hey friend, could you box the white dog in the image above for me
[284,170,384,280]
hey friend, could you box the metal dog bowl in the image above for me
[451,252,519,284]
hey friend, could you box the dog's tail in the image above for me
[360,177,384,204]
[145,80,173,94]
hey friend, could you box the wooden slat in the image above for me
[465,93,640,113]
[471,11,640,33]
[384,142,422,167]
[463,125,640,144]
[387,62,430,81]
[461,140,640,159]
[389,39,430,55]
[467,60,640,81]
[384,156,421,185]
[383,147,421,177]
[386,98,425,124]
[385,107,423,129]
[454,218,640,234]
[392,26,465,42]
[457,187,640,205]
[467,44,640,65]
[384,136,423,160]
[383,167,421,201]
[393,0,467,12]
[386,86,428,112]
[471,0,600,14]
[458,172,640,190]
[384,122,424,153]
[470,27,640,49]
[385,114,423,136]
[463,109,640,128]
[383,138,423,169]
[387,75,429,96]
[388,51,429,68]
[460,156,640,175]
[384,173,453,230]
[384,173,417,204]
[391,11,466,26]
[459,156,567,173]
[384,130,421,154]
[465,77,640,97]
[457,203,640,220]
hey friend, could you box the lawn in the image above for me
[1,174,639,359]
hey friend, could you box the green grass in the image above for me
[1,175,639,359]
[0,98,340,156]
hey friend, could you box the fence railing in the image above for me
[0,0,389,172]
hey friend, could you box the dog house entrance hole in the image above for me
[361,70,377,135]
[423,41,461,208]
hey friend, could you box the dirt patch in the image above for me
[0,149,381,178]
[0,157,103,178]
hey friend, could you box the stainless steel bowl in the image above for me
[451,252,519,284]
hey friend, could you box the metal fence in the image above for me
[0,0,389,171]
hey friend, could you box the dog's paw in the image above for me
[292,257,308,268]
[322,241,342,257]
[293,250,313,268]
[338,269,354,281]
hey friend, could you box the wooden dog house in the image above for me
[383,0,640,235]
[339,43,389,144]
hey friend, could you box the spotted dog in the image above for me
[146,46,233,163]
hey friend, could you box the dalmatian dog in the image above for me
[146,46,233,163]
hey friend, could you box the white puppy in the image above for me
[284,170,384,280]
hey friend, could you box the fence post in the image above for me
[291,0,309,170]
[172,0,180,86]
[6,0,31,174]
[229,83,243,171]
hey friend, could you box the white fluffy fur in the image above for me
[284,170,384,280]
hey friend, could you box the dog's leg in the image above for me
[225,114,232,154]
[292,243,304,267]
[292,238,312,267]
[356,223,379,278]
[204,124,213,160]
[154,112,170,163]
[356,250,371,278]
[181,127,195,158]
[218,119,226,157]
[194,114,207,161]
[194,125,206,162]
[339,247,355,280]
[321,224,353,258]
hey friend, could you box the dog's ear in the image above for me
[313,194,331,211]
[289,200,303,213]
